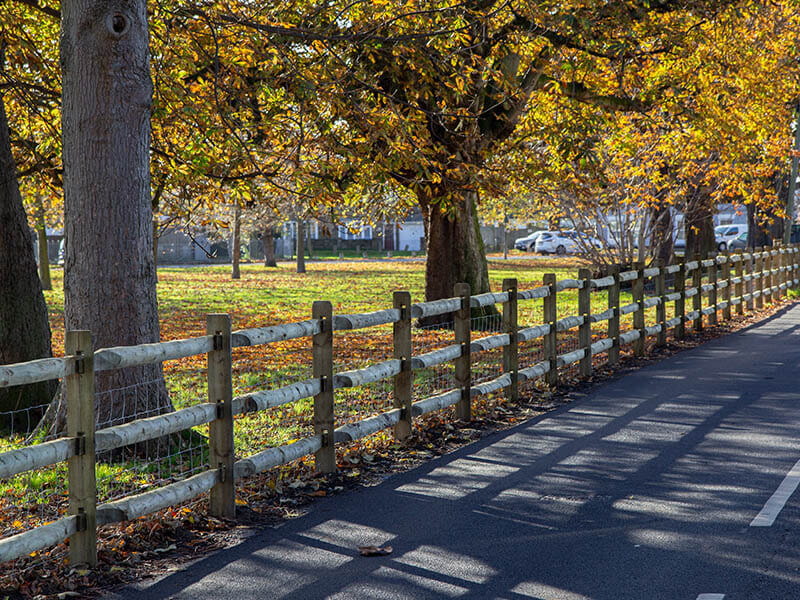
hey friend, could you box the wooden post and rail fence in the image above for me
[0,246,798,566]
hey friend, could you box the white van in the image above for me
[715,224,747,251]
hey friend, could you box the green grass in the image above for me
[3,257,599,522]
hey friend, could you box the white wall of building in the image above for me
[397,221,425,251]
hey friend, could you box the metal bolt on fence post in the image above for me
[312,301,336,473]
[393,291,413,440]
[502,278,519,403]
[454,283,472,421]
[66,330,97,566]
[207,314,235,519]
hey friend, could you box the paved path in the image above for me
[117,304,800,600]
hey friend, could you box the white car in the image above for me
[514,231,546,252]
[534,231,602,255]
[715,224,747,251]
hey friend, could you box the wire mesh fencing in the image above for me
[0,381,67,542]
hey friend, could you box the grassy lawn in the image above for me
[1,255,676,538]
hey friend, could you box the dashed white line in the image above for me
[696,594,725,600]
[751,457,800,527]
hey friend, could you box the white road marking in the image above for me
[696,594,725,600]
[750,457,800,527]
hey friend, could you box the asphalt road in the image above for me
[115,304,800,600]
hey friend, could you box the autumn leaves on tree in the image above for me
[0,0,799,426]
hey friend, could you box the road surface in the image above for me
[115,304,800,599]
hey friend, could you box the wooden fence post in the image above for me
[707,255,718,326]
[207,314,235,519]
[502,278,519,402]
[578,268,592,378]
[735,250,744,316]
[312,301,336,473]
[608,266,621,365]
[774,242,783,301]
[454,283,472,421]
[632,262,645,357]
[655,259,667,347]
[755,247,764,309]
[543,273,559,386]
[393,291,413,440]
[765,247,772,305]
[692,254,703,331]
[675,260,686,340]
[746,249,754,311]
[66,330,97,566]
[722,252,732,321]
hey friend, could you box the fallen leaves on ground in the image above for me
[358,545,393,557]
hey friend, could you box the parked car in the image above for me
[728,231,748,250]
[514,231,546,252]
[534,231,602,255]
[715,224,748,251]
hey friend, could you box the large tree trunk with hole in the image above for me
[684,196,716,259]
[419,190,492,326]
[58,0,172,435]
[262,226,277,267]
[0,96,57,429]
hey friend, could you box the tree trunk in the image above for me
[684,196,715,259]
[296,219,306,273]
[152,215,159,280]
[35,201,52,291]
[419,190,492,326]
[262,226,277,267]
[652,203,673,265]
[231,205,241,279]
[60,0,172,433]
[0,95,57,429]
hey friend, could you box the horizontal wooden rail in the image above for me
[518,324,551,342]
[517,286,550,300]
[97,470,219,525]
[234,437,322,480]
[333,309,401,331]
[94,337,214,372]
[471,291,510,308]
[411,298,461,319]
[0,516,79,564]
[0,437,75,479]
[236,379,322,414]
[556,279,584,291]
[0,357,70,389]
[590,276,615,288]
[411,344,463,369]
[2,244,798,568]
[334,359,403,388]
[233,320,322,346]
